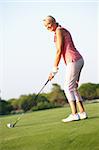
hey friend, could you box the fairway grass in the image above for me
[0,103,99,150]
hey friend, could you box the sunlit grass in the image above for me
[0,103,99,150]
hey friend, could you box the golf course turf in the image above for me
[0,103,99,150]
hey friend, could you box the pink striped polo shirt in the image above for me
[54,27,82,64]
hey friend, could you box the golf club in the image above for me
[7,113,24,128]
[7,79,50,128]
[34,79,49,101]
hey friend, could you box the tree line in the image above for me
[0,82,99,115]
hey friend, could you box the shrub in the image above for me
[32,101,62,111]
[79,83,99,100]
[0,100,13,115]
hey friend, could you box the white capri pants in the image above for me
[64,58,84,102]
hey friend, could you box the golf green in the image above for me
[0,103,99,150]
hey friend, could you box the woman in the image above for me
[43,16,87,122]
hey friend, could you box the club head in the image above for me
[7,123,14,128]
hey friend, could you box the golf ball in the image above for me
[7,123,14,128]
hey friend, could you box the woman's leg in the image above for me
[69,101,77,114]
[73,61,86,113]
[73,88,85,112]
[64,59,84,112]
[62,61,81,122]
[76,101,85,113]
[62,58,87,122]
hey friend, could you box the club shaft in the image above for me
[34,79,49,100]
[13,114,23,126]
[13,80,49,127]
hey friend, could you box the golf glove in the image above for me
[52,66,59,76]
[48,67,59,80]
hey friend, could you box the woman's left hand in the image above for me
[48,72,54,81]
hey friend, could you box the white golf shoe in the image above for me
[78,112,88,120]
[62,114,80,123]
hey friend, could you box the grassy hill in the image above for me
[0,103,99,150]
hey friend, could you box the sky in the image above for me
[0,0,99,100]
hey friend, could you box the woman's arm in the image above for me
[54,28,64,68]
[48,28,64,80]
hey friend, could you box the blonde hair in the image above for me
[43,15,56,23]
